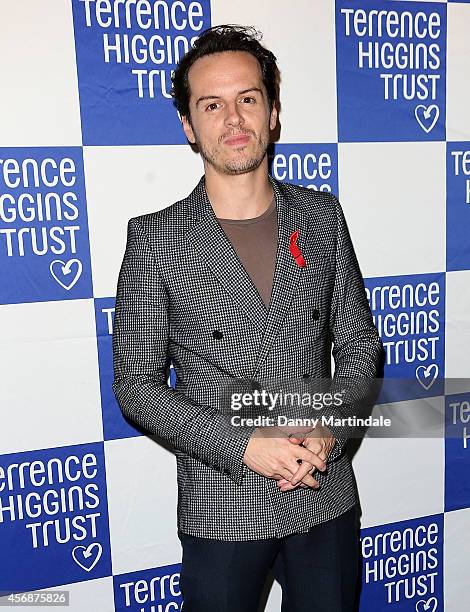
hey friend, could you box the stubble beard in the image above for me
[194,126,270,176]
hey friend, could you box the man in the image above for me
[112,24,384,612]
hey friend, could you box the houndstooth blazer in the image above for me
[111,174,384,540]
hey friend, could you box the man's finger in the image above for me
[279,481,302,492]
[291,465,320,488]
[290,459,320,486]
[287,434,305,445]
[279,479,310,491]
[275,466,298,483]
[277,473,317,491]
[298,433,334,463]
[296,446,327,474]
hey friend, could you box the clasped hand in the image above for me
[243,424,336,493]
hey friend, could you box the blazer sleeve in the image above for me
[111,216,255,485]
[320,195,385,462]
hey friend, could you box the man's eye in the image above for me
[206,102,219,111]
[241,96,256,103]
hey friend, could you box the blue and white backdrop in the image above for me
[1,1,470,610]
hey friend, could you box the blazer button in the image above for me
[312,309,320,321]
[212,330,223,340]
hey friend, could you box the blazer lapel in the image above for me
[251,177,312,377]
[184,175,313,377]
[185,177,268,332]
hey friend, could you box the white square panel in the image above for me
[13,577,114,612]
[210,0,338,143]
[445,270,470,379]
[444,507,470,610]
[83,145,204,298]
[265,581,282,612]
[0,1,82,146]
[338,142,446,278]
[0,299,102,454]
[447,2,470,141]
[105,435,181,575]
[352,399,445,528]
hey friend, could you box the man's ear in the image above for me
[269,104,278,131]
[181,114,196,144]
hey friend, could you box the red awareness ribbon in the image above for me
[289,229,306,267]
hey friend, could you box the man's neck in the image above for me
[204,161,274,220]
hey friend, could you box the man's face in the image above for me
[181,50,278,176]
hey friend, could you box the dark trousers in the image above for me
[178,503,360,612]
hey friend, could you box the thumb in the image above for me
[287,434,305,445]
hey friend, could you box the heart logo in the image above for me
[415,105,439,133]
[50,259,82,290]
[416,364,439,390]
[72,542,102,572]
[415,596,438,612]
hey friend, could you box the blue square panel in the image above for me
[71,0,211,145]
[336,0,446,142]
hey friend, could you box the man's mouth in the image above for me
[223,134,251,146]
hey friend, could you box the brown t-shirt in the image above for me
[217,196,278,309]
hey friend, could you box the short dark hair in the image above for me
[170,24,278,121]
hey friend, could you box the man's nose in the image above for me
[224,101,244,127]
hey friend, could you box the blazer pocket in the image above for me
[301,250,333,276]
[283,307,328,343]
